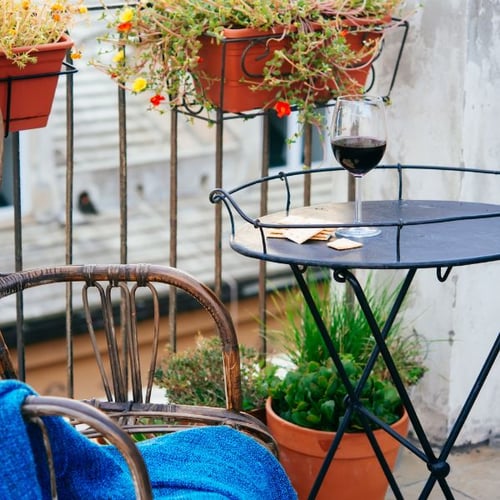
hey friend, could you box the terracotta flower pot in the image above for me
[266,397,409,500]
[194,27,290,113]
[312,16,392,102]
[0,34,74,134]
[194,18,391,114]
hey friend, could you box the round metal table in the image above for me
[211,167,500,499]
[230,199,500,270]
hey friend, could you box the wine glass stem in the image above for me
[354,175,362,225]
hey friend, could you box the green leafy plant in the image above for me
[0,0,88,68]
[154,335,274,412]
[92,0,407,135]
[266,273,426,432]
[269,355,401,431]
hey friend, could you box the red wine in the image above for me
[331,136,386,176]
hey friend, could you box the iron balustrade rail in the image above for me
[2,4,408,379]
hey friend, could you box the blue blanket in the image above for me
[0,380,296,499]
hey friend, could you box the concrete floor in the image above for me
[386,441,500,499]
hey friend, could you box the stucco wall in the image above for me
[372,0,500,445]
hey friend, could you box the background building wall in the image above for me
[372,0,500,445]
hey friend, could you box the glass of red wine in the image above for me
[330,95,387,238]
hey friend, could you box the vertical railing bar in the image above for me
[117,79,129,369]
[12,131,25,380]
[258,112,270,358]
[64,48,76,397]
[214,44,227,299]
[169,107,179,352]
[118,87,128,265]
[303,122,312,207]
[214,113,223,298]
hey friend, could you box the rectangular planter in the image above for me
[193,19,389,114]
[194,27,290,114]
[0,34,74,134]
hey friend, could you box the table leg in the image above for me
[420,332,499,498]
[290,265,472,500]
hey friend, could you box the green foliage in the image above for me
[93,0,407,138]
[154,335,274,411]
[268,355,401,431]
[267,272,426,431]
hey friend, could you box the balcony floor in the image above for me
[387,440,500,499]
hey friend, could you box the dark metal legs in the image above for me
[290,265,498,500]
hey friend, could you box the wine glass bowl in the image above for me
[330,95,387,238]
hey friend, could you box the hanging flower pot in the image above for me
[193,18,388,114]
[193,28,291,114]
[95,1,410,138]
[266,398,409,500]
[0,34,74,134]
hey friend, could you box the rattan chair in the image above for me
[20,393,153,499]
[0,264,276,454]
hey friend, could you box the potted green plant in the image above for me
[93,0,408,136]
[0,0,87,133]
[154,335,273,420]
[264,273,426,499]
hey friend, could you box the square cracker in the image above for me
[327,238,363,251]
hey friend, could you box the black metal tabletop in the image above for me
[230,199,500,269]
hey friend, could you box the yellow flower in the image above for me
[132,77,147,93]
[78,5,88,14]
[113,50,125,63]
[120,8,134,23]
[70,50,82,60]
[21,0,30,9]
[51,2,64,12]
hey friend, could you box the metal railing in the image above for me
[1,5,409,361]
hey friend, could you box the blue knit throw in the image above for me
[0,380,296,499]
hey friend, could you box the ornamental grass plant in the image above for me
[93,0,408,133]
[0,0,88,68]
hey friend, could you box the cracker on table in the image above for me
[267,228,332,241]
[327,238,363,251]
[266,215,334,244]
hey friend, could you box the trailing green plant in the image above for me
[154,335,275,411]
[92,0,408,137]
[266,272,426,431]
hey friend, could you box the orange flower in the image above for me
[117,21,133,32]
[150,94,166,107]
[274,101,291,118]
[339,29,348,37]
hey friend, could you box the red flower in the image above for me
[274,101,291,118]
[117,21,133,32]
[150,94,166,107]
[339,29,348,38]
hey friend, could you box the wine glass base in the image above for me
[335,227,381,238]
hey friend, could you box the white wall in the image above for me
[372,0,500,445]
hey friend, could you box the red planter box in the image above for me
[0,34,74,133]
